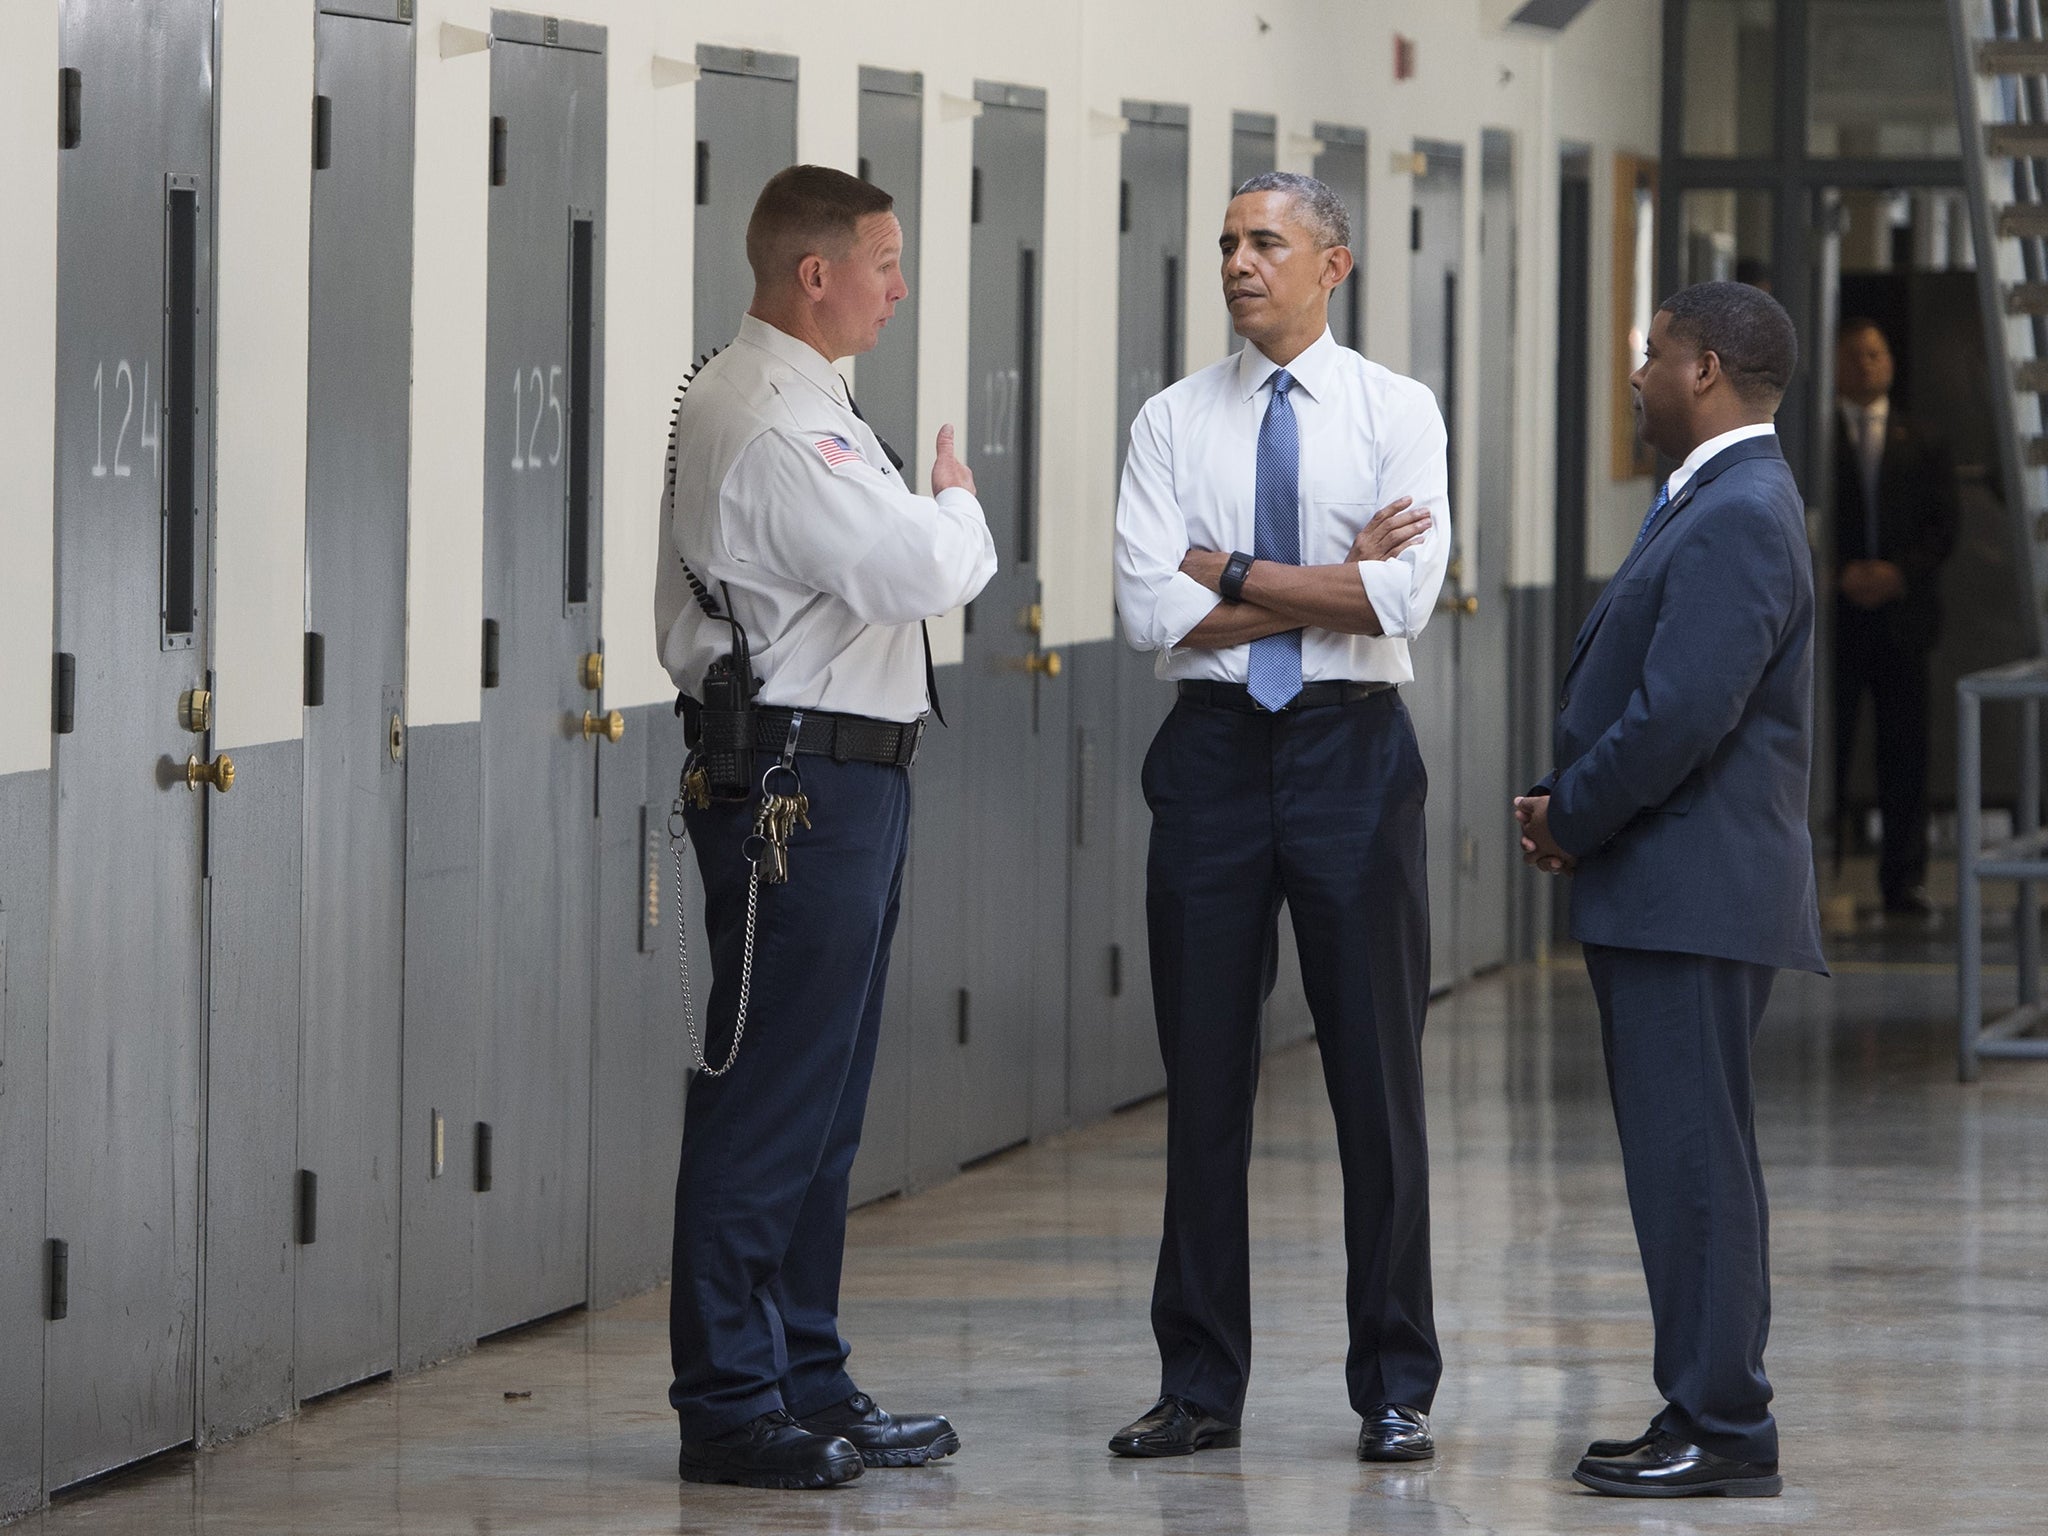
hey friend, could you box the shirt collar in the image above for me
[1665,422,1777,503]
[737,313,850,406]
[1237,327,1339,404]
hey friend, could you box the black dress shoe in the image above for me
[796,1392,961,1468]
[677,1409,863,1490]
[1357,1403,1434,1462]
[1884,887,1935,917]
[1573,1430,1781,1498]
[1108,1396,1241,1457]
[1583,1425,1659,1459]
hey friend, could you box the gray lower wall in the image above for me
[0,768,51,1516]
[201,740,305,1442]
[398,721,480,1372]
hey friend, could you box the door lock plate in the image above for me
[179,688,212,733]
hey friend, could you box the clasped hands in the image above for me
[1513,793,1573,876]
[1178,496,1431,589]
[1838,558,1904,610]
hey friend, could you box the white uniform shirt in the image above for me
[656,314,998,722]
[1113,328,1452,685]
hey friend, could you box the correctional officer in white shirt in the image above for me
[656,165,996,1492]
[1109,171,1450,1466]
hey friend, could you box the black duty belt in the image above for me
[1176,679,1395,712]
[754,707,924,767]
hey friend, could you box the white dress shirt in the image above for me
[1113,328,1452,685]
[656,314,998,723]
[1665,421,1779,503]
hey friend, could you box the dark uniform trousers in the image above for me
[1142,688,1441,1423]
[1582,943,1778,1466]
[669,757,909,1440]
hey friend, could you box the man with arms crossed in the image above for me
[1111,171,1449,1462]
[658,165,996,1490]
[1518,281,1826,1498]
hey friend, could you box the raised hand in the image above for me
[931,423,977,497]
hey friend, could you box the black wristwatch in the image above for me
[1219,551,1255,604]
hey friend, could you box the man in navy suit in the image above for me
[1515,281,1826,1498]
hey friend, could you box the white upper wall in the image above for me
[0,0,1660,765]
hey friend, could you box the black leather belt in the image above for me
[1176,679,1394,712]
[754,707,924,767]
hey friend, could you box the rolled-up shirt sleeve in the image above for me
[1115,399,1220,652]
[1354,381,1452,641]
[725,428,997,625]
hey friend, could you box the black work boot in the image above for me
[677,1409,863,1490]
[796,1392,962,1468]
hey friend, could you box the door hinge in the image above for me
[52,652,75,734]
[304,631,326,707]
[58,68,82,150]
[296,1169,319,1246]
[970,165,983,225]
[474,1122,494,1192]
[1119,179,1131,234]
[312,93,332,171]
[695,140,709,206]
[481,618,501,688]
[956,988,971,1046]
[46,1239,69,1321]
[1410,206,1422,252]
[490,115,508,187]
[1109,943,1123,999]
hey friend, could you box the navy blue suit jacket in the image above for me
[1543,434,1827,975]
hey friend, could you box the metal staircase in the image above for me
[1952,0,2048,656]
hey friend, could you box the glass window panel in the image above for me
[1836,187,1975,275]
[1808,0,1960,158]
[1681,188,1776,290]
[1683,0,1777,158]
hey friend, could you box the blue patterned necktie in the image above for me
[1629,482,1671,558]
[1247,369,1304,711]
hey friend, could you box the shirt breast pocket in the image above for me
[1308,499,1376,564]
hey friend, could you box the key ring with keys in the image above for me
[671,712,809,1077]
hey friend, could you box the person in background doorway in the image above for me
[1518,281,1826,1498]
[1110,170,1450,1465]
[1832,317,1958,916]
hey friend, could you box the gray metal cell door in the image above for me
[1314,125,1369,352]
[477,16,609,1336]
[45,0,216,1488]
[846,66,923,1206]
[1105,105,1189,1110]
[959,86,1050,1163]
[693,49,797,358]
[1226,113,1277,350]
[1406,141,1466,993]
[1459,131,1516,978]
[854,69,922,461]
[296,6,414,1399]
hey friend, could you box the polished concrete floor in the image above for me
[21,952,2048,1534]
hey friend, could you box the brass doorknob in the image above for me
[582,708,625,743]
[1437,594,1479,616]
[580,652,604,691]
[1027,650,1062,678]
[185,753,235,793]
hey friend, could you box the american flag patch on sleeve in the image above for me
[813,434,863,468]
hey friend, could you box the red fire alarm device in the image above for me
[1394,34,1416,80]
